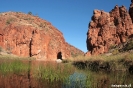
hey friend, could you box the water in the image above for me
[0,60,133,88]
[63,70,133,88]
[63,72,87,88]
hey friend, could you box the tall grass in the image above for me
[0,54,35,76]
[0,60,29,75]
[32,62,75,83]
[0,54,35,60]
[0,54,133,88]
[72,52,133,71]
[0,54,76,83]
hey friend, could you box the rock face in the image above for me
[86,1,133,56]
[0,12,84,60]
[129,0,133,22]
[66,43,84,57]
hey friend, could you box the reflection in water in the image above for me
[63,72,86,88]
[62,70,133,88]
[0,60,133,88]
[85,71,133,88]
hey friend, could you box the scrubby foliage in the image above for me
[123,41,133,51]
[71,52,133,72]
[28,11,32,15]
[0,47,2,52]
[6,18,15,25]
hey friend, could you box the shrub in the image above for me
[71,52,78,57]
[28,11,32,15]
[0,47,2,52]
[24,17,31,20]
[109,44,116,49]
[6,47,12,54]
[112,49,119,55]
[6,19,11,24]
[124,41,133,51]
[6,18,14,25]
[62,59,69,63]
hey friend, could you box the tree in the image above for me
[28,11,32,15]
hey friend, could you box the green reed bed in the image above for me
[32,62,76,83]
[0,55,76,82]
[0,60,29,76]
[0,54,35,76]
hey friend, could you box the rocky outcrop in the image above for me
[0,12,84,60]
[129,0,133,22]
[86,1,133,56]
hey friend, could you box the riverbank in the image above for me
[0,55,76,88]
[0,53,133,88]
[66,52,133,72]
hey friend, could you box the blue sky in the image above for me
[0,0,131,52]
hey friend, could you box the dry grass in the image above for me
[0,54,35,60]
[67,52,133,62]
[68,52,133,71]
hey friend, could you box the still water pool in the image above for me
[63,70,133,88]
[0,60,133,88]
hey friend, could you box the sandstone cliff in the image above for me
[66,42,84,57]
[0,12,84,60]
[86,1,133,56]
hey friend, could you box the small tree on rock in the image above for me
[28,11,32,15]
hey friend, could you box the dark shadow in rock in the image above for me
[129,65,133,74]
[57,52,62,60]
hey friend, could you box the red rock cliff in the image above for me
[86,1,133,56]
[0,12,84,60]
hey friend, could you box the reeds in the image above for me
[32,62,75,83]
[0,60,29,75]
[0,54,133,88]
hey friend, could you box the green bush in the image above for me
[0,60,29,75]
[28,11,32,15]
[0,47,2,52]
[124,41,133,51]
